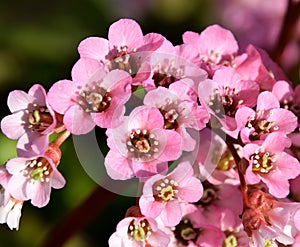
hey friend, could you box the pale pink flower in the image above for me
[1,144,65,208]
[1,84,57,156]
[243,132,300,198]
[139,161,203,227]
[272,80,300,147]
[198,67,259,137]
[142,39,206,91]
[143,81,209,151]
[105,106,182,180]
[236,91,298,144]
[183,24,239,77]
[47,58,132,134]
[108,216,170,247]
[235,45,287,91]
[78,18,164,84]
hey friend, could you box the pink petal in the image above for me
[157,130,182,162]
[63,105,95,135]
[268,108,298,134]
[138,33,165,52]
[128,106,164,130]
[28,84,47,106]
[7,90,35,113]
[262,132,291,153]
[160,200,182,227]
[272,80,293,100]
[17,133,48,157]
[6,158,29,174]
[7,175,28,201]
[235,106,256,130]
[178,177,203,202]
[261,172,290,198]
[148,229,171,247]
[47,80,76,114]
[27,181,51,207]
[182,31,200,46]
[71,58,101,84]
[108,19,143,50]
[245,165,261,184]
[139,195,163,218]
[101,69,132,91]
[274,152,300,180]
[0,112,26,139]
[78,37,109,61]
[50,169,66,189]
[198,24,238,56]
[104,150,134,180]
[256,91,280,111]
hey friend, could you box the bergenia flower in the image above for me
[108,216,170,247]
[182,24,239,77]
[236,91,298,144]
[198,67,259,137]
[78,18,164,83]
[272,80,300,146]
[47,58,132,134]
[1,84,57,156]
[1,143,65,208]
[243,132,300,198]
[139,161,203,227]
[142,39,207,91]
[143,80,209,151]
[105,105,182,180]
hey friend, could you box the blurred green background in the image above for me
[0,0,299,246]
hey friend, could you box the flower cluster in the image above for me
[1,18,300,246]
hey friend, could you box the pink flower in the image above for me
[1,84,57,156]
[1,144,65,208]
[139,161,203,227]
[47,58,132,134]
[105,106,182,180]
[143,81,209,151]
[142,40,206,91]
[183,24,239,77]
[198,67,259,137]
[243,132,300,198]
[235,45,287,91]
[78,18,164,83]
[108,216,170,247]
[272,80,300,146]
[236,91,298,144]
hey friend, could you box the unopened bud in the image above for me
[248,190,274,212]
[242,208,262,236]
[44,143,62,167]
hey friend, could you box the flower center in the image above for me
[154,178,178,202]
[246,110,279,141]
[127,129,159,160]
[222,235,238,247]
[76,83,112,113]
[152,61,183,88]
[27,105,53,132]
[24,158,52,183]
[172,219,199,246]
[251,150,274,175]
[209,87,241,117]
[108,46,137,75]
[282,96,300,121]
[127,219,152,242]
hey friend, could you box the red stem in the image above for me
[41,186,116,247]
[52,130,71,147]
[225,135,248,208]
